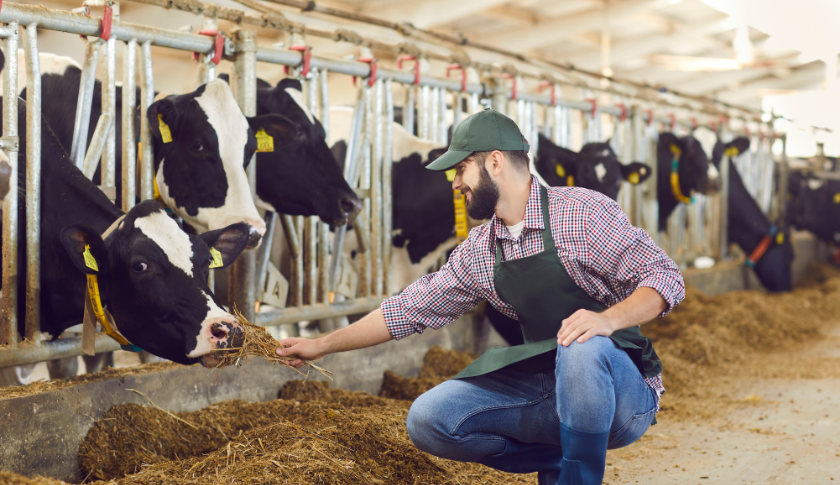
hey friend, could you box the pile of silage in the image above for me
[379,346,475,401]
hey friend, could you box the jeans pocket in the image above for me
[608,408,656,449]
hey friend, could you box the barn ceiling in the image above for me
[18,0,837,114]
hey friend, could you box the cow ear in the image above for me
[60,225,110,276]
[277,78,303,92]
[427,148,447,164]
[247,114,301,150]
[620,162,653,185]
[198,223,250,269]
[216,73,230,84]
[658,132,680,149]
[550,145,579,171]
[723,137,751,157]
[147,98,178,144]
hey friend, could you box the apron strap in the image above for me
[539,185,556,251]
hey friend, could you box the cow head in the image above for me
[248,78,362,225]
[60,201,250,366]
[535,134,651,200]
[147,79,266,248]
[788,172,840,244]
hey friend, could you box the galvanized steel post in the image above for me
[138,41,155,201]
[383,78,394,295]
[1,21,19,347]
[121,39,137,212]
[23,23,40,341]
[371,78,384,296]
[71,40,100,169]
[228,28,258,322]
[101,34,117,200]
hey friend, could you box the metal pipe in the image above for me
[403,85,415,135]
[0,332,122,368]
[293,215,304,305]
[438,87,447,144]
[318,221,328,303]
[305,216,317,305]
[719,130,731,261]
[418,85,429,140]
[1,22,20,347]
[280,213,300,259]
[138,41,154,201]
[101,36,117,197]
[256,296,384,328]
[452,92,462,132]
[255,211,277,298]
[371,78,383,296]
[82,113,113,179]
[319,68,329,142]
[228,28,258,322]
[23,22,40,341]
[383,78,394,296]
[71,40,100,169]
[121,39,137,212]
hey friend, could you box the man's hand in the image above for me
[276,338,323,368]
[557,309,616,346]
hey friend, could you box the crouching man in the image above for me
[277,109,685,485]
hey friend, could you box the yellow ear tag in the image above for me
[555,164,565,177]
[628,172,640,185]
[834,193,840,204]
[669,144,682,158]
[445,169,456,182]
[776,233,785,245]
[83,244,99,272]
[566,175,574,187]
[255,128,274,153]
[157,114,173,144]
[724,146,740,157]
[209,247,224,269]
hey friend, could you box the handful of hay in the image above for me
[212,310,333,380]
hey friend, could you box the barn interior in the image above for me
[1,0,840,484]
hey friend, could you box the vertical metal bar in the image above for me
[138,41,154,201]
[121,39,137,212]
[1,21,19,347]
[228,28,257,322]
[777,135,789,224]
[71,40,100,169]
[429,87,439,143]
[419,85,429,140]
[102,35,116,197]
[305,216,317,305]
[383,78,394,296]
[318,221,328,303]
[360,88,373,296]
[719,130,731,261]
[552,105,562,146]
[438,87,447,144]
[320,68,329,142]
[403,85,415,134]
[23,23,40,342]
[452,92,463,132]
[371,78,383,296]
[255,211,276,300]
[294,215,304,305]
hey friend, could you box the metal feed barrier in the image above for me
[0,0,781,369]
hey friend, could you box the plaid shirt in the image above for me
[381,178,685,410]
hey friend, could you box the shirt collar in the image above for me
[493,177,545,240]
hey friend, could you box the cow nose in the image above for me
[241,218,266,249]
[339,194,363,225]
[703,176,722,194]
[209,321,244,350]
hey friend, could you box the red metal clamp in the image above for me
[643,108,654,126]
[283,45,311,77]
[614,102,627,122]
[668,113,676,131]
[191,30,223,65]
[585,98,598,119]
[100,3,113,41]
[446,64,467,92]
[398,55,421,85]
[502,74,518,101]
[538,82,556,106]
[353,57,377,87]
[744,125,751,137]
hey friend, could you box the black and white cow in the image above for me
[534,134,652,199]
[787,171,840,247]
[656,130,723,231]
[0,96,252,373]
[709,137,793,292]
[25,55,267,246]
[216,76,363,225]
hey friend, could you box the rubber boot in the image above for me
[537,470,560,485]
[558,423,609,485]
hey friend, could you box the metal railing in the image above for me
[0,0,782,369]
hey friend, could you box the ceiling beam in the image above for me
[361,0,512,28]
[472,0,682,53]
[715,66,824,106]
[481,4,539,27]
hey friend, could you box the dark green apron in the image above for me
[453,185,662,381]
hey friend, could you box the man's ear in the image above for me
[146,98,178,144]
[198,223,251,268]
[247,114,301,150]
[620,162,653,184]
[724,137,751,157]
[61,225,110,276]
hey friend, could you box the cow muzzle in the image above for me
[701,176,722,195]
[242,218,267,249]
[198,317,244,368]
[335,194,363,226]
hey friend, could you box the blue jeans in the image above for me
[406,336,658,474]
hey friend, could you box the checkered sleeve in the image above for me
[583,196,685,317]
[380,234,483,340]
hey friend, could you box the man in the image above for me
[278,109,685,485]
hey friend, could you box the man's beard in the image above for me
[462,163,500,220]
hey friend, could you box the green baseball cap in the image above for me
[426,108,530,171]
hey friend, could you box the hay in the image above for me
[212,311,332,380]
[82,381,534,485]
[0,473,69,485]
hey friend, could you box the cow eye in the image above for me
[191,141,204,152]
[132,262,148,273]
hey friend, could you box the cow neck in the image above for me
[745,224,784,267]
[445,169,469,243]
[83,215,142,353]
[669,144,694,204]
